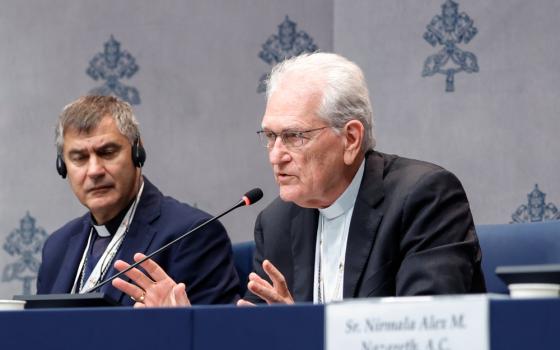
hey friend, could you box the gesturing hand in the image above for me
[112,253,190,308]
[237,259,294,306]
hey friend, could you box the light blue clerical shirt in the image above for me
[313,160,365,303]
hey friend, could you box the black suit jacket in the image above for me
[245,151,485,302]
[37,177,240,305]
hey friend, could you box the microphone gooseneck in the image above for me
[83,188,264,294]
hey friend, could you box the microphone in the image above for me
[83,188,264,294]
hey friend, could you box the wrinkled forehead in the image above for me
[262,84,324,129]
[63,116,126,147]
[63,114,115,136]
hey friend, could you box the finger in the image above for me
[248,272,274,290]
[262,260,291,297]
[247,280,283,304]
[113,259,155,291]
[171,283,191,307]
[112,277,145,300]
[247,277,276,298]
[133,302,146,308]
[114,259,132,272]
[236,299,256,307]
[133,253,172,283]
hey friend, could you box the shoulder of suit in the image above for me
[372,150,447,177]
[161,193,211,217]
[142,177,213,225]
[47,213,89,243]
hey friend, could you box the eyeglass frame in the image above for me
[256,126,332,149]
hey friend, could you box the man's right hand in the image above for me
[237,259,295,306]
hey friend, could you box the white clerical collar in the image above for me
[72,181,145,294]
[92,225,111,237]
[318,159,365,220]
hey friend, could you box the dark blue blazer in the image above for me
[37,177,240,305]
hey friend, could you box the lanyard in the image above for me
[71,181,144,294]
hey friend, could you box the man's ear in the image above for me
[342,120,364,165]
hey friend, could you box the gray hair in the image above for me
[55,95,141,154]
[266,52,375,150]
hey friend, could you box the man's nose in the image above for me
[86,156,105,178]
[268,137,292,165]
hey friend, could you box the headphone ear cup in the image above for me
[132,139,146,168]
[56,154,67,179]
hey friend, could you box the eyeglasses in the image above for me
[256,126,330,149]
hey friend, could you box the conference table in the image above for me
[0,295,558,350]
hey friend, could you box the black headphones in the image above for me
[56,138,146,179]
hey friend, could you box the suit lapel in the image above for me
[51,216,90,293]
[290,206,318,302]
[343,151,385,298]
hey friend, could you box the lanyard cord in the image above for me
[72,181,144,294]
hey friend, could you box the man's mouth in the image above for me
[87,185,113,194]
[276,173,295,183]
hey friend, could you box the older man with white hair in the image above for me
[113,52,485,306]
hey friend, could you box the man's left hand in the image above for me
[112,253,190,307]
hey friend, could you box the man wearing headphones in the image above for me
[37,95,240,306]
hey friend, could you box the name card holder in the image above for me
[326,295,490,350]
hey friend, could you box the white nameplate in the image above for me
[326,295,489,350]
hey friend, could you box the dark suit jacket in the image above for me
[37,177,240,305]
[245,151,485,303]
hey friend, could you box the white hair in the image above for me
[266,52,375,150]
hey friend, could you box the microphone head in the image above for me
[242,188,264,206]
